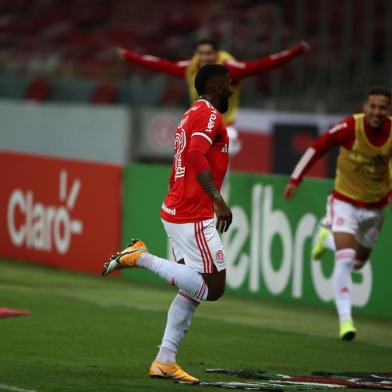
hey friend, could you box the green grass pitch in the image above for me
[0,258,391,392]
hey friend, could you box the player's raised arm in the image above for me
[227,41,310,82]
[284,117,354,201]
[117,47,188,77]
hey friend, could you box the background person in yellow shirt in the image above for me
[284,86,392,341]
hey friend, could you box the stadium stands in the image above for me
[0,0,390,112]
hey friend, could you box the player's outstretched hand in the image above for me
[300,41,311,52]
[284,183,298,201]
[116,47,126,59]
[214,198,232,233]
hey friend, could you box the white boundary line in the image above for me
[0,383,36,392]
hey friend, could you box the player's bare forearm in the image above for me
[196,171,222,202]
[196,171,232,232]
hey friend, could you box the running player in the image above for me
[284,86,392,341]
[117,38,310,199]
[103,64,233,381]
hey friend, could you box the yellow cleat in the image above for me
[311,226,331,260]
[102,239,148,277]
[339,319,357,341]
[149,359,199,382]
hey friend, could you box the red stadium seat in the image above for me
[25,78,51,102]
[91,81,119,104]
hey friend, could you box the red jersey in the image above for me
[161,99,229,223]
[121,43,306,84]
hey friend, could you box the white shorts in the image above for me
[161,218,226,273]
[321,195,384,249]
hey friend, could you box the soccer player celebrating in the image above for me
[103,64,233,381]
[117,38,309,128]
[117,38,310,199]
[284,86,392,341]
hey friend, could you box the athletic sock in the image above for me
[325,233,336,251]
[137,253,208,301]
[156,291,200,363]
[333,248,355,323]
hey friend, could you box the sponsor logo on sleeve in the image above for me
[206,109,218,132]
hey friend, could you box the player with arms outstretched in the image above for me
[284,86,392,340]
[118,38,310,199]
[103,64,233,381]
[118,38,309,128]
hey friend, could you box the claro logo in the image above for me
[6,170,83,254]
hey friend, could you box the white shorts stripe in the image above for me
[199,222,214,272]
[197,221,214,273]
[194,222,207,272]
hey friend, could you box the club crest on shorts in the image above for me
[216,249,225,262]
[336,217,345,225]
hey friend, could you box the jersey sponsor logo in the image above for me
[162,202,176,216]
[206,109,218,132]
[329,121,347,134]
[174,128,187,179]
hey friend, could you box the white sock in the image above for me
[156,291,200,363]
[325,233,336,251]
[333,248,355,323]
[137,253,208,301]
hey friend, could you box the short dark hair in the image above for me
[195,64,229,95]
[367,86,391,100]
[196,38,219,51]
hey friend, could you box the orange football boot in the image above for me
[102,239,147,277]
[149,359,199,382]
